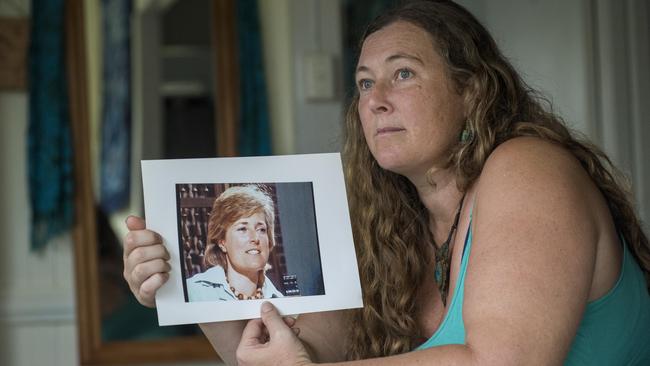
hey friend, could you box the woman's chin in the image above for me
[372,149,412,170]
[375,154,434,179]
[375,158,412,176]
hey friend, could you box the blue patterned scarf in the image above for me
[237,0,271,156]
[27,0,74,250]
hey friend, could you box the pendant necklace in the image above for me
[434,193,466,306]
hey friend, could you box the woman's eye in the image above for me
[258,228,267,234]
[237,227,247,232]
[397,69,412,80]
[358,79,373,90]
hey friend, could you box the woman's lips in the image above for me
[246,249,261,254]
[376,127,405,136]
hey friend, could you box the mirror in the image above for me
[67,0,237,363]
[66,0,377,362]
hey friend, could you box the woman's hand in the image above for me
[237,302,314,366]
[122,215,171,308]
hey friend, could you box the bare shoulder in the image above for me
[483,136,586,184]
[477,136,600,226]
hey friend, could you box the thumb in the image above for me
[260,302,291,336]
[125,215,146,230]
[239,318,265,348]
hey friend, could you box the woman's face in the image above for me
[356,21,466,179]
[221,211,270,276]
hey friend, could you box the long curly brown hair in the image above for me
[343,0,650,360]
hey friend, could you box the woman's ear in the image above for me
[218,241,227,253]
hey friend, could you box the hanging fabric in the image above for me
[343,0,397,93]
[27,0,74,251]
[99,0,132,213]
[236,0,272,156]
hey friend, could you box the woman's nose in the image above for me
[367,83,393,114]
[250,230,260,244]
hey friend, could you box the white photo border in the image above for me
[142,153,363,325]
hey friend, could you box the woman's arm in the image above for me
[198,321,246,365]
[293,310,350,362]
[457,137,599,364]
[199,310,348,365]
[239,137,603,365]
[200,309,348,365]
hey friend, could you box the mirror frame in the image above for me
[67,0,238,363]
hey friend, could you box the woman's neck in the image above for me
[225,264,259,297]
[408,168,464,247]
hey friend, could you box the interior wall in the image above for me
[593,0,650,226]
[462,0,596,137]
[259,0,295,155]
[0,94,78,365]
[626,0,650,226]
[467,0,649,227]
[290,0,345,154]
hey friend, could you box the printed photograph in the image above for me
[142,154,362,325]
[175,182,325,302]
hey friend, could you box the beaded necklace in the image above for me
[226,274,263,300]
[434,194,466,305]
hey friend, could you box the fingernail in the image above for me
[124,215,131,224]
[261,302,273,313]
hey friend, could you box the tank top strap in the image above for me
[461,195,476,259]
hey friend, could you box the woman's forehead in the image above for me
[233,210,267,223]
[358,21,437,68]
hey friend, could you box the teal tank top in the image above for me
[416,224,650,365]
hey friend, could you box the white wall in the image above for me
[260,0,346,155]
[466,0,649,226]
[592,0,650,226]
[0,93,78,365]
[290,0,346,154]
[259,0,295,155]
[459,0,596,137]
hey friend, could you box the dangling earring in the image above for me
[460,128,473,143]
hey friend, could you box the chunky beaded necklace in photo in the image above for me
[230,286,263,300]
[434,194,466,306]
[226,275,264,300]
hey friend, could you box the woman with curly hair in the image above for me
[123,1,650,364]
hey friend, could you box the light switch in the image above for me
[303,52,335,101]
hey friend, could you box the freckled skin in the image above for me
[356,21,466,179]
